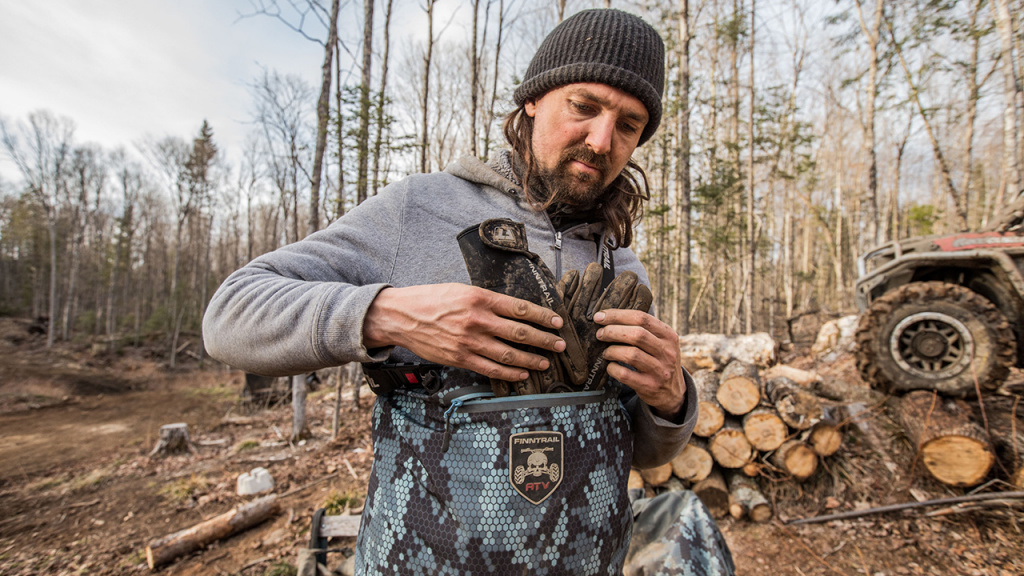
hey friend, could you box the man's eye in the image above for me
[571,101,593,113]
[619,123,638,134]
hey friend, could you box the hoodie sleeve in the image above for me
[202,181,410,376]
[623,367,698,469]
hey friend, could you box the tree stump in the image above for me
[670,438,714,483]
[771,440,818,481]
[765,376,823,430]
[899,390,995,487]
[150,423,196,457]
[742,407,788,451]
[709,418,753,469]
[693,370,725,437]
[725,470,772,523]
[717,360,761,416]
[692,468,729,518]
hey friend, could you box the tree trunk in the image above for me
[292,374,308,441]
[310,0,340,232]
[371,0,394,197]
[356,0,375,205]
[419,0,436,173]
[469,0,481,158]
[677,0,692,335]
[745,0,756,334]
[995,0,1023,208]
[146,495,279,569]
[900,391,995,487]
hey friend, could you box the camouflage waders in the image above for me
[353,375,634,575]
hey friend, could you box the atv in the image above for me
[853,206,1024,397]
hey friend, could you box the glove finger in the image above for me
[573,262,606,320]
[490,379,512,397]
[630,283,654,313]
[557,269,579,301]
[593,271,640,313]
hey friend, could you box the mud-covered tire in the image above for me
[855,282,1016,396]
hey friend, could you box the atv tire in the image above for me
[855,282,1016,397]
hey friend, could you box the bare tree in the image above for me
[357,0,376,205]
[420,0,439,173]
[1,111,76,348]
[995,0,1023,207]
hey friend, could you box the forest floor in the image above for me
[0,316,1021,576]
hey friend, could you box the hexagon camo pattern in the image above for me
[353,386,634,575]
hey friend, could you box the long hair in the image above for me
[501,104,650,249]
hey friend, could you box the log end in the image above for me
[921,436,995,487]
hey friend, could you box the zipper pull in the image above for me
[554,231,563,251]
[441,398,465,453]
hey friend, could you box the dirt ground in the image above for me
[0,316,1021,576]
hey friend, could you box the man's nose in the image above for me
[584,116,615,156]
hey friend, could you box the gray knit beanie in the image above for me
[514,9,665,146]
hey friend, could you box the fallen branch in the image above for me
[785,491,1024,525]
[145,495,279,570]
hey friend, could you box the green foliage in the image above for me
[322,490,362,515]
[906,203,938,237]
[264,561,297,576]
[143,304,169,334]
[158,473,209,505]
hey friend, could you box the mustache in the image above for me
[559,145,609,174]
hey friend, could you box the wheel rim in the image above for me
[889,312,974,379]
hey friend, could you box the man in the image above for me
[204,9,699,575]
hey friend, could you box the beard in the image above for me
[533,144,612,208]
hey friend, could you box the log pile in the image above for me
[634,359,849,522]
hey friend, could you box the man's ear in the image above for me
[524,98,538,118]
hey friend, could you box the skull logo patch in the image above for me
[509,431,563,504]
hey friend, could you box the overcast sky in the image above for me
[0,0,376,179]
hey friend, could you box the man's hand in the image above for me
[593,309,686,419]
[363,283,567,382]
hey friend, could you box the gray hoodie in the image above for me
[202,153,695,469]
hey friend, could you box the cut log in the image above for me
[679,333,778,373]
[742,407,789,451]
[741,460,762,478]
[692,468,729,518]
[628,468,645,491]
[693,370,726,437]
[709,418,753,469]
[765,376,823,431]
[670,438,714,483]
[725,470,772,523]
[771,440,818,481]
[717,361,761,416]
[146,494,280,569]
[969,395,1024,488]
[803,406,843,457]
[900,391,995,487]
[149,423,197,457]
[762,364,821,388]
[639,462,673,487]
